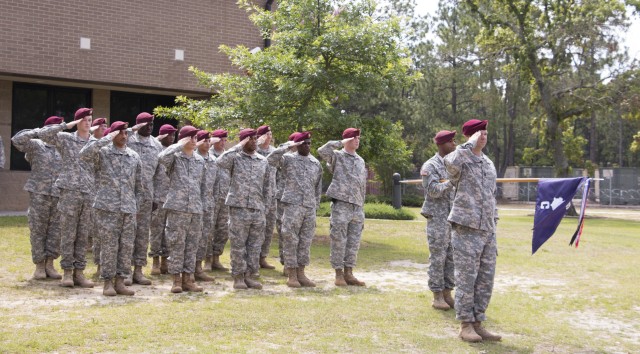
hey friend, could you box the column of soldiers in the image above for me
[12,109,368,295]
[420,119,501,342]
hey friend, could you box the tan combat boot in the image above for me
[150,257,161,276]
[432,291,451,310]
[73,269,95,288]
[459,322,483,342]
[103,279,116,296]
[132,266,152,285]
[335,269,348,287]
[286,268,301,288]
[344,267,366,286]
[443,288,455,309]
[171,274,183,293]
[473,322,502,341]
[211,255,229,271]
[114,276,135,296]
[204,256,213,271]
[244,272,263,289]
[233,273,248,290]
[93,265,101,279]
[296,266,316,288]
[182,272,203,292]
[160,256,169,274]
[195,261,215,281]
[33,260,47,280]
[45,258,62,279]
[259,256,275,269]
[61,269,74,287]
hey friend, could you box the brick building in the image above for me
[0,0,264,211]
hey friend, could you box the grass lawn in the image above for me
[0,206,638,353]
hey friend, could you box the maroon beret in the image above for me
[342,127,360,139]
[212,129,228,138]
[462,119,488,136]
[288,132,299,141]
[178,125,199,140]
[44,116,64,126]
[293,131,311,143]
[103,128,111,135]
[109,121,128,133]
[159,124,177,135]
[136,112,154,124]
[238,128,257,141]
[74,108,93,120]
[434,130,456,145]
[92,118,106,127]
[196,130,211,141]
[257,125,271,136]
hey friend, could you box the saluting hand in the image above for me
[237,136,250,147]
[341,137,354,145]
[196,139,206,147]
[131,122,148,132]
[156,134,168,141]
[256,134,267,146]
[89,125,99,133]
[468,131,482,148]
[287,140,303,148]
[65,118,84,129]
[178,136,192,146]
[210,137,221,144]
[107,130,121,139]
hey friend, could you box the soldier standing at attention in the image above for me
[39,108,95,289]
[444,119,501,342]
[194,130,217,282]
[80,121,143,296]
[267,132,322,288]
[158,126,207,293]
[11,116,64,280]
[206,129,231,271]
[149,124,177,275]
[216,128,271,290]
[275,132,300,274]
[420,130,457,310]
[87,117,107,258]
[256,125,277,270]
[318,128,367,287]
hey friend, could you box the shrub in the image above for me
[316,202,415,220]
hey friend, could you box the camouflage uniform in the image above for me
[216,145,271,276]
[196,150,218,262]
[208,148,230,259]
[420,154,455,292]
[39,122,94,270]
[80,135,143,279]
[257,145,277,259]
[11,128,62,264]
[267,146,322,268]
[444,142,498,323]
[127,132,163,267]
[0,135,5,168]
[158,143,207,275]
[149,143,170,258]
[317,140,367,270]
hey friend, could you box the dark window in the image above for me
[110,91,177,136]
[11,83,92,171]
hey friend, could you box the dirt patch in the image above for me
[565,310,640,348]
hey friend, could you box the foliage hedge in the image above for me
[321,194,424,208]
[316,202,415,220]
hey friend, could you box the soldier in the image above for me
[125,112,163,286]
[275,132,300,274]
[39,108,95,288]
[90,118,108,139]
[256,125,277,270]
[158,126,207,293]
[421,130,457,310]
[11,116,64,280]
[206,129,231,271]
[267,132,322,288]
[444,119,501,342]
[216,128,271,290]
[0,135,4,168]
[194,130,217,282]
[87,117,107,259]
[80,121,143,296]
[318,128,367,287]
[149,124,177,275]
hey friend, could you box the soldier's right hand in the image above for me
[89,126,99,133]
[237,136,250,147]
[341,137,354,145]
[131,122,148,132]
[468,131,482,148]
[210,137,221,144]
[178,136,192,145]
[108,130,121,139]
[156,134,168,141]
[287,141,303,148]
[65,118,84,129]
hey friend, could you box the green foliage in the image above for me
[317,202,415,220]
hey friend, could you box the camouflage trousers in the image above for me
[58,189,92,270]
[451,223,497,322]
[280,202,316,268]
[27,192,60,263]
[276,199,285,265]
[133,199,152,266]
[228,207,265,276]
[260,197,277,258]
[94,209,135,280]
[207,198,229,257]
[149,203,168,257]
[329,200,364,270]
[90,208,101,265]
[426,216,455,292]
[197,210,214,262]
[165,210,202,274]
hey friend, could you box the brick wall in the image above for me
[0,0,264,93]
